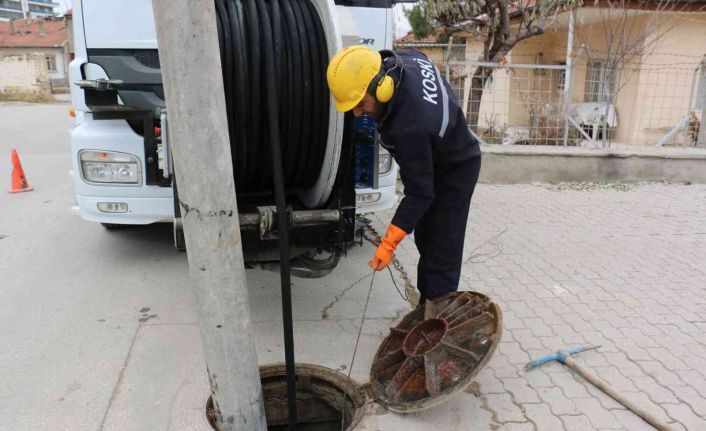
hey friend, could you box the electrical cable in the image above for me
[215,0,329,195]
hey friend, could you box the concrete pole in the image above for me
[151,2,267,430]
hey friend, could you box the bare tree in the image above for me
[509,69,551,142]
[573,0,703,146]
[425,0,580,130]
[576,0,683,146]
[576,0,685,96]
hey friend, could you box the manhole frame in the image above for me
[206,362,367,431]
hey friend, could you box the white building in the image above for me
[0,17,69,91]
[0,0,59,22]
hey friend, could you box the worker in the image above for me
[327,46,481,302]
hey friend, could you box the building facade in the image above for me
[453,5,706,147]
[0,0,59,22]
[0,17,68,92]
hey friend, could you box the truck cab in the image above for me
[68,0,399,275]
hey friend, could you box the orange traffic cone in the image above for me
[8,149,33,193]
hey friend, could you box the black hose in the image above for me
[215,0,329,196]
[227,0,249,187]
[259,1,299,429]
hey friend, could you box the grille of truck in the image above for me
[133,49,160,69]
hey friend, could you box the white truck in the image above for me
[69,0,408,275]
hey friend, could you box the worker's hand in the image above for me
[369,244,394,271]
[369,224,407,271]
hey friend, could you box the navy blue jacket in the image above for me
[376,50,481,234]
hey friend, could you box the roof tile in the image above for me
[0,19,67,48]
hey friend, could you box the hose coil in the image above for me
[215,0,329,194]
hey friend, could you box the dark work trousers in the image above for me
[414,156,481,300]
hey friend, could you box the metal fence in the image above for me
[445,58,706,148]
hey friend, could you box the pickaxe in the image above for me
[526,346,676,431]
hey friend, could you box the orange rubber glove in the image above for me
[369,224,407,271]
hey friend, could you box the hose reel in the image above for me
[214,0,343,208]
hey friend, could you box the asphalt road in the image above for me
[0,102,422,430]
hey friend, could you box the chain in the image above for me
[387,266,408,302]
[359,221,416,305]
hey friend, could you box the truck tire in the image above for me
[101,223,125,230]
[174,222,186,252]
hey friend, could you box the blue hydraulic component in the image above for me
[525,345,602,371]
[353,116,378,189]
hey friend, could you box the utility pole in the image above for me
[152,2,267,430]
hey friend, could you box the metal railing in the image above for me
[445,58,705,148]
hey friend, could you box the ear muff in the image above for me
[375,75,394,103]
[367,68,395,103]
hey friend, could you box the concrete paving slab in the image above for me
[4,102,706,430]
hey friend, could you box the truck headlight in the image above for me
[379,148,392,175]
[80,150,141,185]
[356,192,381,203]
[97,202,128,213]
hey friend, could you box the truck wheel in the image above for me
[174,223,186,252]
[101,223,125,230]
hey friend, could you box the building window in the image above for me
[30,5,52,14]
[0,0,21,9]
[0,10,23,19]
[45,55,57,72]
[584,61,615,103]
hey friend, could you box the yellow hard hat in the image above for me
[327,46,383,112]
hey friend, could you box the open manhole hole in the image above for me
[207,363,366,431]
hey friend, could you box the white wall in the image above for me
[0,47,65,80]
[0,52,50,94]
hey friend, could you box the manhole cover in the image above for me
[207,363,366,431]
[370,291,502,412]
